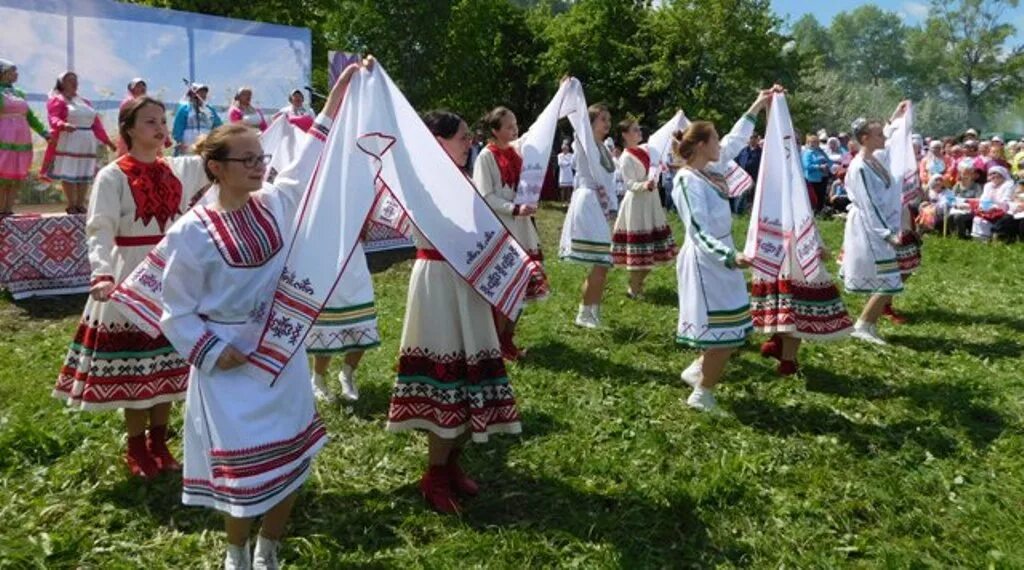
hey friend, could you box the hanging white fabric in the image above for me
[646,110,686,182]
[515,79,574,206]
[743,92,822,280]
[888,101,922,206]
[114,63,539,385]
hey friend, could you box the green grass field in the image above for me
[2,205,1023,568]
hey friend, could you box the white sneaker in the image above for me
[574,305,599,329]
[310,373,332,402]
[338,364,360,401]
[252,534,279,570]
[851,321,887,345]
[224,540,251,570]
[686,388,726,416]
[680,357,703,389]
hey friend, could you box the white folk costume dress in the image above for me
[386,229,520,442]
[473,143,549,301]
[840,149,904,295]
[44,95,112,183]
[305,242,380,355]
[745,94,852,339]
[560,140,617,266]
[53,154,208,409]
[157,115,332,517]
[673,115,756,348]
[611,146,676,269]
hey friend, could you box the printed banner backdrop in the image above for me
[0,0,311,150]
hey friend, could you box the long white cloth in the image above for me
[743,93,821,279]
[114,64,538,385]
[648,110,753,196]
[562,79,618,213]
[888,102,921,207]
[515,80,574,206]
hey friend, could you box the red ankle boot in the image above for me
[125,434,160,480]
[446,448,479,497]
[147,425,181,472]
[883,303,908,325]
[420,465,461,514]
[760,334,782,361]
[777,360,799,376]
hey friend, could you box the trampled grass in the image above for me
[1,205,1023,568]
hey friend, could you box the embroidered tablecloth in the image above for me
[0,214,91,299]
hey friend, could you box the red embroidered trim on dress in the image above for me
[116,155,183,232]
[196,197,283,267]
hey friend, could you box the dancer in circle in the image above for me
[155,61,366,570]
[52,96,209,478]
[386,110,521,514]
[0,59,49,215]
[473,106,549,359]
[228,87,268,132]
[42,71,117,214]
[561,103,616,329]
[673,88,775,414]
[840,102,911,345]
[306,247,379,402]
[746,90,853,376]
[611,117,676,299]
[172,83,222,156]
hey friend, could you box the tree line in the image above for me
[134,0,1024,138]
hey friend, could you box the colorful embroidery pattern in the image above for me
[197,198,283,268]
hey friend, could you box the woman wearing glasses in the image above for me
[53,96,209,479]
[154,60,368,569]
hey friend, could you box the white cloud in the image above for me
[901,1,930,21]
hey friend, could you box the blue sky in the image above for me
[771,0,1024,42]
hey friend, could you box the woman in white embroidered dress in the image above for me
[306,245,379,402]
[386,110,521,515]
[560,103,617,328]
[840,102,910,346]
[611,117,676,298]
[673,88,773,414]
[473,106,548,360]
[156,62,363,569]
[53,97,208,478]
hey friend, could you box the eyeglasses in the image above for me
[219,154,271,168]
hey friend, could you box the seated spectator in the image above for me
[919,140,946,188]
[986,136,1011,171]
[949,160,982,239]
[826,178,850,215]
[972,165,1016,242]
[916,177,951,232]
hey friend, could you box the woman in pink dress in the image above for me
[0,59,49,215]
[41,71,117,214]
[228,87,268,132]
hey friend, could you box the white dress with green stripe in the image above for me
[671,115,756,349]
[559,140,616,266]
[304,242,380,354]
[839,150,904,295]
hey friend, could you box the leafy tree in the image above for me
[829,5,908,86]
[643,0,796,126]
[908,0,1024,125]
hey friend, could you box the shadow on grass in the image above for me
[887,333,1021,361]
[3,293,87,320]
[523,339,677,385]
[903,307,1024,333]
[740,367,1007,455]
[639,286,677,308]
